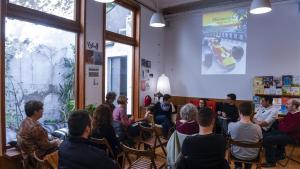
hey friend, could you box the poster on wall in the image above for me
[141,58,151,91]
[85,64,102,105]
[201,8,248,75]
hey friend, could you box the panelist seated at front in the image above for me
[253,96,278,133]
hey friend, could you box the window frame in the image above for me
[104,0,140,119]
[0,0,86,154]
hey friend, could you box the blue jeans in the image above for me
[155,115,172,136]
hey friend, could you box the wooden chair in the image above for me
[277,141,300,167]
[90,137,124,168]
[33,151,58,169]
[121,143,165,169]
[227,138,263,169]
[138,123,168,156]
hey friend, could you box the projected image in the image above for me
[202,8,248,74]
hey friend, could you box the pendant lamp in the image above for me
[250,0,272,14]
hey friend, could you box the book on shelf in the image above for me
[254,77,263,87]
[254,86,264,95]
[291,87,300,95]
[274,76,282,88]
[293,76,300,86]
[273,98,282,105]
[263,76,274,88]
[282,86,292,95]
[275,88,282,95]
[282,75,293,86]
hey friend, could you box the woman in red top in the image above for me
[262,99,300,167]
[176,103,199,135]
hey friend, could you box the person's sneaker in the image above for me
[261,162,276,168]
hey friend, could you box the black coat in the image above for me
[58,137,119,169]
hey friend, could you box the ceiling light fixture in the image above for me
[250,0,272,14]
[150,0,165,27]
[94,0,115,3]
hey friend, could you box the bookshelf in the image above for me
[253,75,300,114]
[255,94,300,98]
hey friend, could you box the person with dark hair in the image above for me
[153,94,174,137]
[59,110,119,169]
[228,102,262,169]
[176,107,229,169]
[222,93,239,122]
[262,99,300,167]
[17,100,60,169]
[217,93,239,134]
[253,96,278,133]
[91,104,120,155]
[105,91,117,111]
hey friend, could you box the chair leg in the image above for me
[277,144,296,167]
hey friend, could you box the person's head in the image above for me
[68,110,91,138]
[92,104,113,130]
[117,95,128,105]
[163,94,172,104]
[180,103,198,122]
[226,93,236,105]
[261,96,273,108]
[199,99,207,108]
[106,91,117,103]
[287,99,300,112]
[238,102,253,118]
[197,107,215,129]
[24,100,44,120]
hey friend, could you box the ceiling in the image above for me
[137,0,287,15]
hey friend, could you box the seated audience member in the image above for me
[253,96,278,133]
[217,93,239,134]
[113,95,139,137]
[154,94,174,137]
[176,107,229,169]
[59,110,118,169]
[198,99,207,110]
[262,99,300,167]
[176,103,199,135]
[91,104,120,155]
[105,91,117,111]
[228,102,263,169]
[17,101,60,169]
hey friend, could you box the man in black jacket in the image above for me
[176,107,229,169]
[58,110,119,169]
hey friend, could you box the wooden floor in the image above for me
[124,144,300,169]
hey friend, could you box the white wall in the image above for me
[139,6,165,104]
[163,1,300,100]
[85,0,103,105]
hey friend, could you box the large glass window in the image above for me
[9,0,76,20]
[5,18,76,143]
[105,41,133,114]
[106,3,133,37]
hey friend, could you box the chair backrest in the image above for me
[33,150,58,169]
[206,100,216,113]
[121,143,157,169]
[90,137,115,158]
[228,138,263,164]
[146,114,155,126]
[228,138,262,149]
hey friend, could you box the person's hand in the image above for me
[129,116,135,121]
[222,112,227,117]
[144,111,150,119]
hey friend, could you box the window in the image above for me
[0,0,85,153]
[105,1,139,116]
[106,3,133,37]
[9,0,76,20]
[5,18,76,143]
[105,41,133,114]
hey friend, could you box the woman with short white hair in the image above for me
[176,103,199,135]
